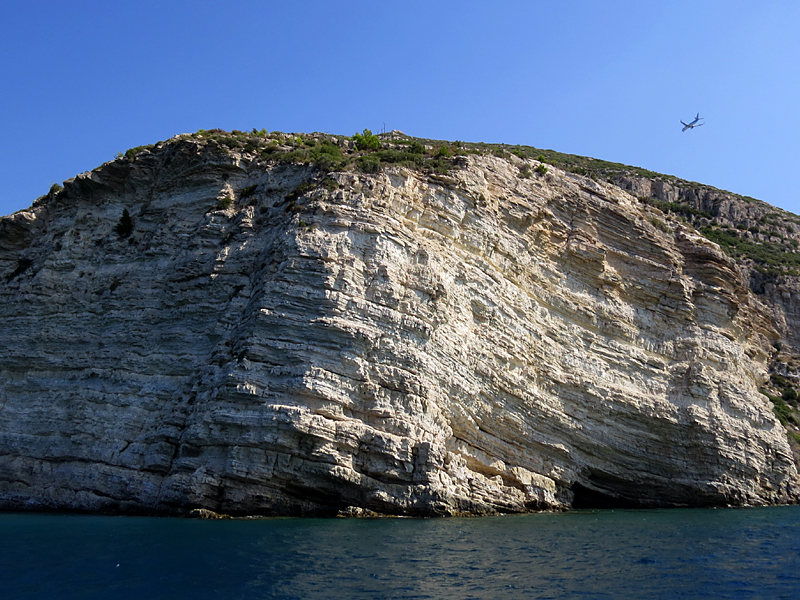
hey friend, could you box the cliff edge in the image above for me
[0,130,797,515]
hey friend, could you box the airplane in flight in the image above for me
[681,113,704,132]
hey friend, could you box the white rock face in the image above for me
[0,140,797,515]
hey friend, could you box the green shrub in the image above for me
[49,183,63,196]
[321,177,339,191]
[124,144,155,161]
[313,141,341,157]
[353,129,381,151]
[240,185,257,199]
[700,226,800,270]
[536,163,548,175]
[221,137,243,149]
[427,157,453,175]
[114,209,134,237]
[774,397,794,425]
[374,149,425,168]
[762,389,792,425]
[357,155,381,173]
[285,182,312,203]
[408,141,425,155]
[214,195,234,210]
[309,142,343,170]
[647,216,669,232]
[260,144,279,157]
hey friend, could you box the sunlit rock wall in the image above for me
[0,140,796,515]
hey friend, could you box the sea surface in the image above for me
[2,506,799,599]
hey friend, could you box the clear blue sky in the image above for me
[2,1,799,217]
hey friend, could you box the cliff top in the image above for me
[27,127,800,282]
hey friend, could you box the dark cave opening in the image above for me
[570,482,655,509]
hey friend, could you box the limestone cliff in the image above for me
[0,131,797,516]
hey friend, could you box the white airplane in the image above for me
[681,113,704,132]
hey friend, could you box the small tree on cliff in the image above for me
[115,209,133,237]
[353,129,381,151]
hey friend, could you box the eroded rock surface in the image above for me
[0,139,797,515]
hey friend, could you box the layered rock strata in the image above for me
[0,138,797,515]
[616,173,800,354]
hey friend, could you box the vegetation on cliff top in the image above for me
[176,128,460,175]
[111,127,800,278]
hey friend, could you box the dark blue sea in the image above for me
[2,506,799,599]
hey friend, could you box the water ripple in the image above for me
[2,506,800,599]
